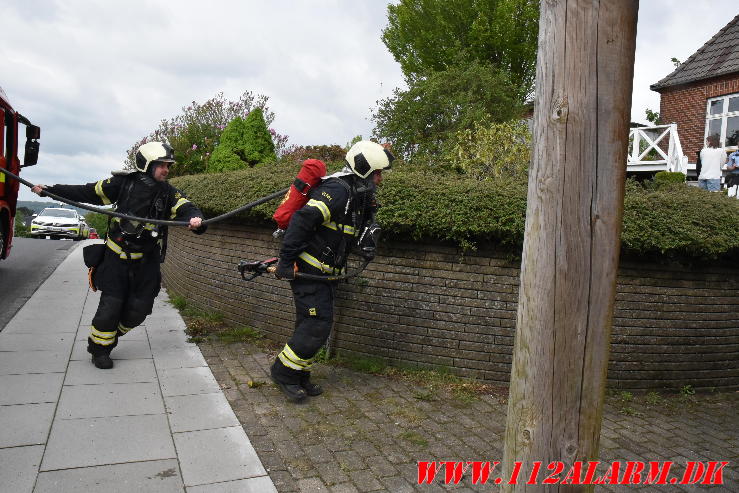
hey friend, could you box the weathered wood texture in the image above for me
[162,224,739,391]
[501,1,639,490]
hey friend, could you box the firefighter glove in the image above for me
[275,260,296,280]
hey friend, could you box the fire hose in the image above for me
[0,166,288,227]
[237,256,372,282]
[2,166,372,282]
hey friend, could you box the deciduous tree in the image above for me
[372,61,522,160]
[382,0,539,99]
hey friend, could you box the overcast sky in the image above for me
[2,0,737,202]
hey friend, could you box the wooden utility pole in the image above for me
[502,1,638,491]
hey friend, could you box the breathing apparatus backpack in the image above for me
[272,159,326,236]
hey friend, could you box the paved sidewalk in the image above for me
[0,241,275,493]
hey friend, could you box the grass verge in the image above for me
[167,290,264,345]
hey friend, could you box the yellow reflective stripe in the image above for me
[283,345,312,366]
[297,252,345,275]
[94,180,112,205]
[0,172,5,183]
[322,221,355,235]
[307,199,330,222]
[90,328,115,340]
[90,326,116,345]
[278,353,303,370]
[90,335,115,346]
[278,346,313,370]
[105,238,143,260]
[117,322,133,334]
[298,252,333,273]
[170,197,190,218]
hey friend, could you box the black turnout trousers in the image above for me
[88,248,161,355]
[271,279,337,384]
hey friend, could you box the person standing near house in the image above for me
[725,148,739,198]
[270,141,394,402]
[32,142,207,369]
[698,136,727,192]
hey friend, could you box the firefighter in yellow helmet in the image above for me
[32,142,206,369]
[270,141,394,401]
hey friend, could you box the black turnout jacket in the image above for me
[280,175,375,275]
[47,172,205,257]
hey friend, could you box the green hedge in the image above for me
[621,180,739,258]
[171,167,739,259]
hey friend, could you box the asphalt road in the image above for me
[0,237,79,331]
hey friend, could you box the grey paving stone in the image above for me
[186,476,277,493]
[158,366,220,396]
[0,333,75,352]
[297,477,329,492]
[0,372,64,405]
[41,414,175,471]
[0,350,69,375]
[0,445,44,493]
[173,426,266,487]
[56,382,164,419]
[164,392,240,432]
[34,459,184,493]
[64,358,157,385]
[330,483,361,493]
[148,328,193,349]
[2,313,78,333]
[154,346,207,369]
[112,339,156,360]
[0,402,55,447]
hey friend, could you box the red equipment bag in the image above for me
[272,159,327,230]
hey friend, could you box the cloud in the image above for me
[631,0,738,123]
[2,0,737,199]
[1,0,405,190]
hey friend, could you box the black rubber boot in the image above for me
[271,366,306,402]
[91,353,114,369]
[300,372,323,396]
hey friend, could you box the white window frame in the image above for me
[705,93,739,149]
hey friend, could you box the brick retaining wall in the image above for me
[163,224,739,391]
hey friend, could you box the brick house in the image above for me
[651,13,739,165]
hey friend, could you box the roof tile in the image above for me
[651,14,739,90]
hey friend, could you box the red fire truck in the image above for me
[0,86,41,260]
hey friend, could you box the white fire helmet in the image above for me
[345,141,395,179]
[134,141,175,173]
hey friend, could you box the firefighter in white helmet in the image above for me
[32,142,206,369]
[270,141,394,402]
